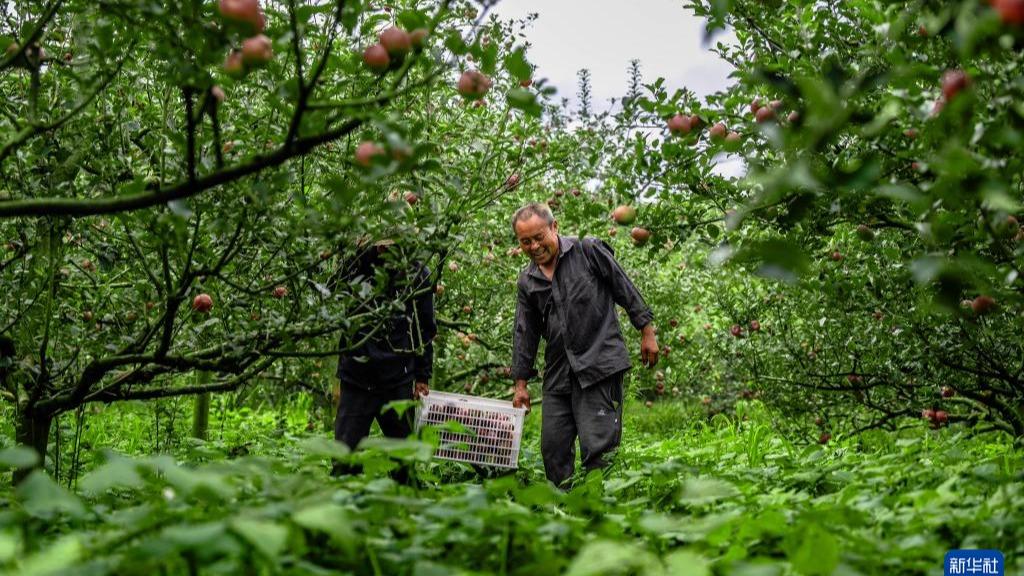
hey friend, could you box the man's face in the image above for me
[514,214,559,266]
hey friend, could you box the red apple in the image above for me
[272,285,287,298]
[379,26,411,57]
[787,110,800,123]
[830,251,843,261]
[667,114,691,135]
[208,84,225,103]
[354,141,383,167]
[192,293,213,313]
[520,77,532,88]
[82,310,94,322]
[223,49,246,78]
[363,44,389,72]
[669,319,679,328]
[749,320,760,332]
[730,324,743,338]
[457,70,492,99]
[769,99,783,111]
[934,410,948,424]
[941,386,955,398]
[81,258,95,271]
[409,28,429,50]
[709,122,728,141]
[994,0,1024,24]
[241,34,273,67]
[818,432,831,444]
[688,115,702,130]
[630,227,651,246]
[462,305,472,315]
[612,205,637,225]
[750,98,762,115]
[847,374,863,384]
[755,106,775,123]
[941,69,970,102]
[504,173,521,190]
[921,408,935,420]
[814,416,824,427]
[219,0,265,34]
[448,261,459,272]
[971,295,996,315]
[724,131,741,146]
[856,224,875,241]
[404,192,419,205]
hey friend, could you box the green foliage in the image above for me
[0,399,1021,574]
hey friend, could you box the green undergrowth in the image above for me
[0,398,1021,576]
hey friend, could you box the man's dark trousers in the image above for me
[540,370,625,487]
[332,380,414,481]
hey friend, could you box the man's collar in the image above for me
[557,235,574,256]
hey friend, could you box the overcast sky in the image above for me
[490,0,736,113]
[489,0,743,177]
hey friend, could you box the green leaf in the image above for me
[663,550,711,576]
[15,535,82,576]
[396,10,428,31]
[678,477,740,505]
[507,88,542,117]
[15,470,87,519]
[0,530,18,564]
[564,540,658,576]
[787,523,840,575]
[79,454,145,494]
[231,518,289,561]
[298,436,351,460]
[733,239,810,283]
[444,32,468,56]
[503,47,532,81]
[292,504,356,551]
[0,446,40,470]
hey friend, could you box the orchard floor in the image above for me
[1,396,1021,575]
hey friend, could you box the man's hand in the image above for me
[414,380,429,400]
[640,324,659,368]
[513,379,531,414]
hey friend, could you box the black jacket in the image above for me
[512,236,653,391]
[335,247,436,390]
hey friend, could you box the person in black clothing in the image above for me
[509,202,659,488]
[330,238,436,479]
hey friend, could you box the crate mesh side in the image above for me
[417,398,524,468]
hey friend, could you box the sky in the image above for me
[490,0,737,113]
[489,0,744,177]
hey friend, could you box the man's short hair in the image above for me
[511,202,555,234]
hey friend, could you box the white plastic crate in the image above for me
[416,390,527,469]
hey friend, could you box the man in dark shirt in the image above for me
[510,202,659,487]
[331,239,436,478]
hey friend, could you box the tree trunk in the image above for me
[191,371,212,440]
[13,408,52,485]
